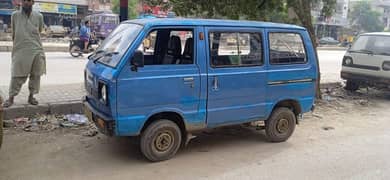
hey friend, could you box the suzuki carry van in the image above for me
[341,32,390,91]
[83,18,318,162]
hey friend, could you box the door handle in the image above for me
[212,76,219,91]
[183,77,195,88]
[183,77,194,82]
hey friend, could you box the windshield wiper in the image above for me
[89,50,105,60]
[93,51,119,64]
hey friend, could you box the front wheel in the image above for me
[345,80,359,92]
[140,120,182,162]
[69,44,82,57]
[265,107,296,142]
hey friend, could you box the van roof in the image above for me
[360,32,390,36]
[124,18,306,30]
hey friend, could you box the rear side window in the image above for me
[269,32,307,65]
[209,32,263,67]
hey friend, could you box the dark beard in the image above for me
[22,6,32,14]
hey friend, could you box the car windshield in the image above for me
[350,35,390,55]
[93,23,143,67]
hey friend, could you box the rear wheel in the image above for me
[265,107,296,142]
[345,80,359,91]
[70,45,81,57]
[140,119,182,162]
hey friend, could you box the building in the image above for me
[0,0,95,29]
[312,0,349,41]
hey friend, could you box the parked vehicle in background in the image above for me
[84,12,119,40]
[319,36,339,45]
[47,25,67,38]
[341,32,390,91]
[83,18,318,162]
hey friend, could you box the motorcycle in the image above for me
[69,36,99,58]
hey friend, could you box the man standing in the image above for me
[79,20,91,53]
[3,0,46,108]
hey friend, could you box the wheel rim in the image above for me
[276,118,289,134]
[154,131,174,152]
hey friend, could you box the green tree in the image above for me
[170,0,336,98]
[350,1,384,32]
[112,0,139,19]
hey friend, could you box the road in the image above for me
[0,50,346,86]
[0,52,88,86]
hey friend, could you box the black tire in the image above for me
[70,45,81,57]
[345,80,359,91]
[140,119,182,162]
[265,107,296,142]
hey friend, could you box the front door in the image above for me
[116,27,202,135]
[205,27,267,127]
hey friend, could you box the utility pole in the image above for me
[120,0,128,22]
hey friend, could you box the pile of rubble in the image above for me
[3,114,98,137]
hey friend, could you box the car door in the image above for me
[205,27,267,127]
[116,27,202,135]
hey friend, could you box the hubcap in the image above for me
[154,131,173,152]
[277,118,289,134]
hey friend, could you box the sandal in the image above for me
[3,99,14,108]
[28,97,39,105]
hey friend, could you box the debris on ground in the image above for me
[64,114,88,125]
[4,114,97,136]
[3,119,15,128]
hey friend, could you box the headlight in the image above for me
[383,61,390,71]
[343,56,353,65]
[99,83,108,104]
[345,58,352,65]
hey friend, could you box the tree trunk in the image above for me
[291,0,322,99]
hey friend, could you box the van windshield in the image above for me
[350,35,390,55]
[92,23,143,67]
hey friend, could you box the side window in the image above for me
[209,32,263,67]
[269,32,307,65]
[137,29,194,65]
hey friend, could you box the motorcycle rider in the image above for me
[79,20,91,53]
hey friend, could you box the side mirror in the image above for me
[131,50,144,72]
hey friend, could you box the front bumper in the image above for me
[341,71,390,86]
[83,96,115,136]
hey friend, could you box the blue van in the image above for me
[83,18,318,162]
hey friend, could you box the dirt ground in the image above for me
[1,84,390,180]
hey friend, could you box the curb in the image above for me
[2,101,82,120]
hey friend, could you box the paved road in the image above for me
[0,50,346,86]
[0,52,88,86]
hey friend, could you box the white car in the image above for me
[341,32,390,91]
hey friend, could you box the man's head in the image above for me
[22,0,34,14]
[85,21,89,26]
